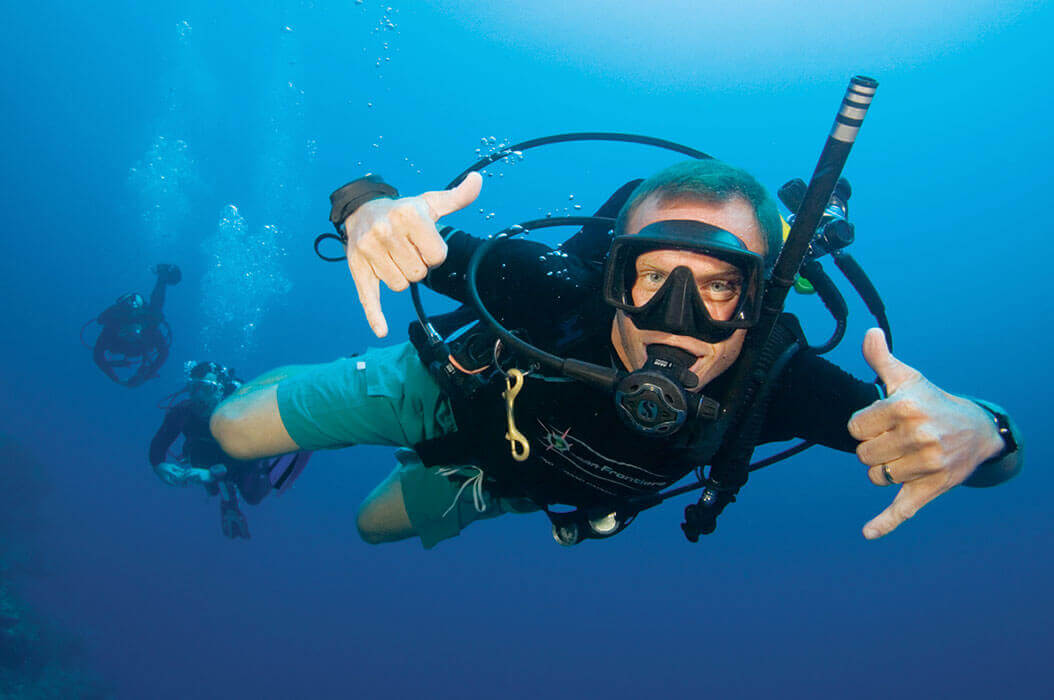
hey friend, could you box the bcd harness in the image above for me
[409,306,806,545]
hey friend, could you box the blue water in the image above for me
[3,1,1052,698]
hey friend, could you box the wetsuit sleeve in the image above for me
[148,275,167,315]
[149,404,186,466]
[424,229,602,339]
[760,351,880,453]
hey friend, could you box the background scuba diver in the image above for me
[87,263,181,388]
[209,160,1021,548]
[150,361,306,539]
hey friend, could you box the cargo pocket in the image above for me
[349,352,411,447]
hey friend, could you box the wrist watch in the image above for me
[974,402,1018,462]
[329,175,399,234]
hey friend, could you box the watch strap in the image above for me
[329,175,399,233]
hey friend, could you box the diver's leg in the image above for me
[231,363,317,396]
[212,342,455,460]
[210,363,321,458]
[210,367,314,459]
[356,464,414,543]
[218,482,250,539]
[356,449,539,549]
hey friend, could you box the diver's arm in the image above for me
[424,230,601,335]
[759,345,881,452]
[763,341,1021,487]
[147,264,180,312]
[147,273,168,315]
[149,405,186,467]
[149,407,219,486]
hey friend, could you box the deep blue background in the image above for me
[2,1,1052,698]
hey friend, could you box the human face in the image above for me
[189,373,225,413]
[610,195,766,390]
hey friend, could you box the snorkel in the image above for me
[679,75,880,539]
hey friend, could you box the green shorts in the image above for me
[392,449,538,549]
[276,341,457,449]
[276,341,537,548]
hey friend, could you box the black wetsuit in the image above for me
[95,275,171,387]
[412,229,879,509]
[149,401,271,505]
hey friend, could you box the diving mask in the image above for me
[184,360,240,407]
[603,220,764,343]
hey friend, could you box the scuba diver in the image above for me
[86,263,181,388]
[210,81,1022,549]
[150,360,311,540]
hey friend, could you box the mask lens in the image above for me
[603,220,763,342]
[630,256,745,320]
[190,377,224,406]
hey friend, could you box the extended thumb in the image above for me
[424,171,483,220]
[862,327,916,394]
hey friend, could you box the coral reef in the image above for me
[0,436,111,699]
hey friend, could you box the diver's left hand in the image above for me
[847,328,1004,540]
[155,461,191,486]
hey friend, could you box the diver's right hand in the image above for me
[343,172,483,337]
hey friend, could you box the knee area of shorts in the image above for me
[355,496,413,546]
[211,412,263,463]
[355,505,390,545]
[208,406,245,456]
